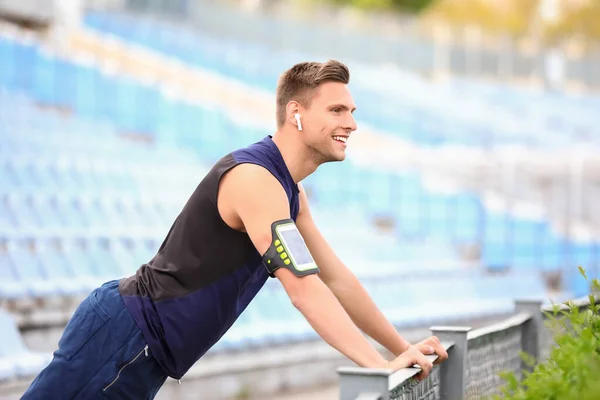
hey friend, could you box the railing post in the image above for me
[515,299,543,369]
[337,367,390,400]
[430,326,471,400]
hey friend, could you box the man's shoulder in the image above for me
[222,162,280,188]
[229,136,272,162]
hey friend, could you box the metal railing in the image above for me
[337,298,591,400]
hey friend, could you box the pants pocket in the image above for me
[58,289,110,361]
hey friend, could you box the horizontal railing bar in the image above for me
[354,393,382,400]
[467,312,532,341]
[337,368,393,377]
[428,326,472,333]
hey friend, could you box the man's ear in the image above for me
[286,101,301,128]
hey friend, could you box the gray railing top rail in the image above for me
[354,394,381,400]
[467,312,532,341]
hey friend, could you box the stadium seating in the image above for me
[0,12,593,370]
[82,11,600,151]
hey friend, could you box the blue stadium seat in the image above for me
[0,38,36,92]
[0,251,28,300]
[427,193,456,240]
[35,238,96,295]
[30,50,61,105]
[481,211,511,270]
[0,37,17,89]
[5,194,43,232]
[69,64,103,119]
[6,238,58,298]
[86,238,129,279]
[453,193,481,243]
[31,195,65,230]
[61,238,113,285]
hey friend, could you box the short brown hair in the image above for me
[275,60,350,128]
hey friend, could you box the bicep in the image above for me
[224,164,291,255]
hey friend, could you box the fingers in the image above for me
[418,336,448,365]
[394,347,432,381]
[428,336,448,364]
[433,346,448,365]
[418,344,435,355]
[415,369,429,382]
[412,350,433,381]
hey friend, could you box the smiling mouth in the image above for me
[333,136,348,144]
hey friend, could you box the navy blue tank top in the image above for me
[119,136,300,379]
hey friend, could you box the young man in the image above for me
[22,60,447,399]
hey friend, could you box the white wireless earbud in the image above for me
[294,113,303,131]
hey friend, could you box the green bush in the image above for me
[495,267,600,400]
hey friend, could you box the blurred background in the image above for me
[0,0,598,398]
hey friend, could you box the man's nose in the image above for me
[344,115,357,132]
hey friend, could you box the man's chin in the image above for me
[314,149,346,165]
[336,149,347,161]
[324,153,346,164]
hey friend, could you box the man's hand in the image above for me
[413,336,448,365]
[385,346,434,381]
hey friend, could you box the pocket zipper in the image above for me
[103,345,149,392]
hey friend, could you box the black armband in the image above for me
[262,219,320,278]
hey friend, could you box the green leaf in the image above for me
[578,266,588,281]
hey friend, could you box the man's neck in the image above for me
[271,130,319,183]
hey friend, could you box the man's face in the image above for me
[300,81,357,164]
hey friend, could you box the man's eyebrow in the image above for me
[329,104,357,113]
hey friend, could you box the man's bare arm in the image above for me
[219,164,388,368]
[295,184,411,357]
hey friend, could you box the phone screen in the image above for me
[279,228,314,265]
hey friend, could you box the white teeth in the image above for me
[333,136,347,143]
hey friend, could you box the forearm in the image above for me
[291,278,387,369]
[329,274,411,357]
